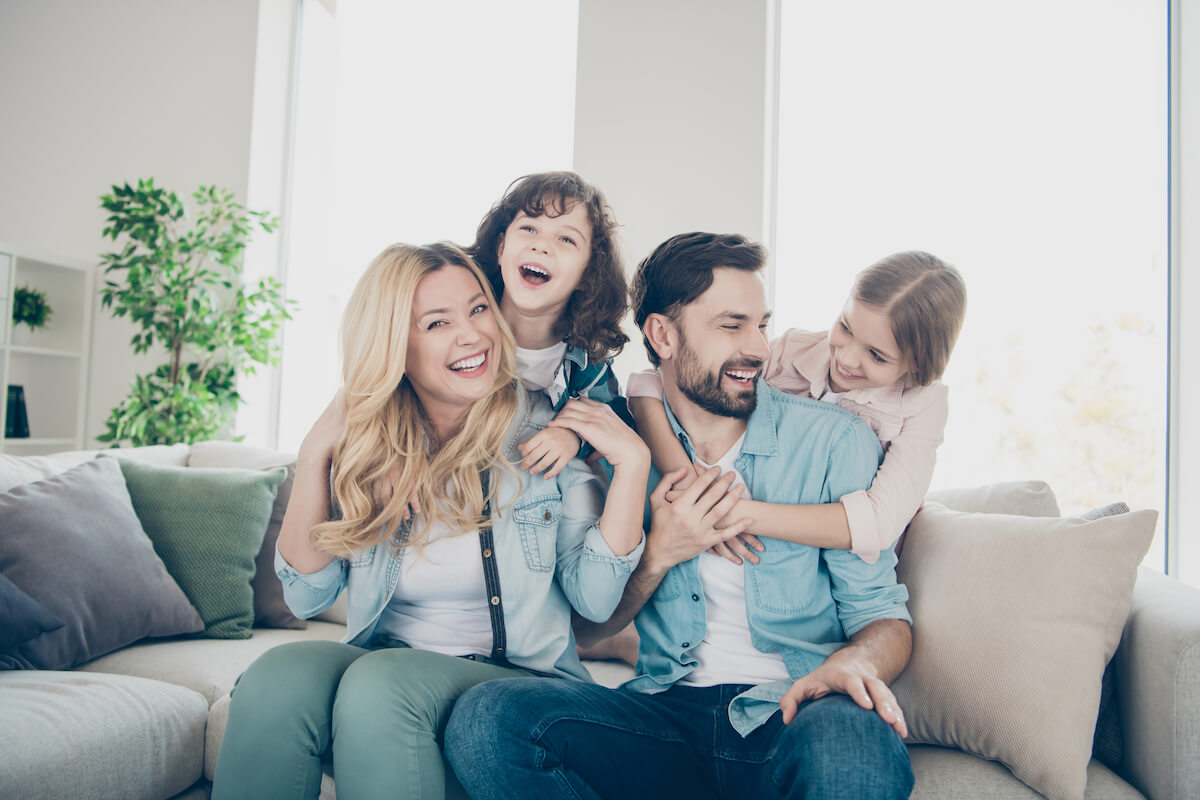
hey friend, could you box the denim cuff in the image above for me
[582,524,645,572]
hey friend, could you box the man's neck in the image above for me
[501,295,565,350]
[660,378,749,465]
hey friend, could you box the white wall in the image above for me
[573,0,775,379]
[0,0,279,446]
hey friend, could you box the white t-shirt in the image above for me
[679,435,791,687]
[515,342,568,394]
[374,519,493,657]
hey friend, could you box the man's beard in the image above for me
[674,332,759,419]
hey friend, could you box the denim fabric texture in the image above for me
[445,677,914,800]
[629,380,911,733]
[273,386,644,681]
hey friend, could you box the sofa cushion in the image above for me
[0,443,189,494]
[115,459,287,640]
[0,572,63,653]
[926,479,1060,517]
[906,746,1144,800]
[79,620,348,706]
[187,441,306,630]
[0,458,204,670]
[892,502,1156,800]
[0,670,208,800]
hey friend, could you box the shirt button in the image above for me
[491,596,500,605]
[682,642,690,648]
[483,549,492,558]
[543,510,552,521]
[691,593,700,602]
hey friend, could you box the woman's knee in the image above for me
[231,640,363,706]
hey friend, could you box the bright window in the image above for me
[774,1,1170,568]
[275,0,580,451]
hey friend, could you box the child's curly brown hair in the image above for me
[469,171,628,364]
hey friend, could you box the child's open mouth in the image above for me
[519,264,551,286]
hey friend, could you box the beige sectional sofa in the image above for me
[1,442,1197,800]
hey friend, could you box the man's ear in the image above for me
[643,313,678,361]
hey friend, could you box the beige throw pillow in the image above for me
[892,502,1156,800]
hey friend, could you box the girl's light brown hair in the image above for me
[853,251,967,386]
[311,242,519,557]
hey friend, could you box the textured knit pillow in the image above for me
[0,572,63,654]
[892,502,1155,800]
[115,459,286,639]
[0,458,204,669]
[186,441,305,629]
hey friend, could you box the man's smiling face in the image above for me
[669,267,772,419]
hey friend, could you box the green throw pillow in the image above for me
[115,459,286,639]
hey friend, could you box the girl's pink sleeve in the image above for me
[625,368,664,399]
[840,383,950,562]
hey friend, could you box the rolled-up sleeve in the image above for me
[552,457,644,622]
[822,418,910,635]
[274,545,348,619]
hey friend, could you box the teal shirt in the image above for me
[625,380,911,734]
[275,386,644,682]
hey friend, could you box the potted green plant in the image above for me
[11,285,52,344]
[97,178,293,446]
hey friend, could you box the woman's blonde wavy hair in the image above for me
[311,242,520,558]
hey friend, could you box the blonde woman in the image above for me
[212,243,649,800]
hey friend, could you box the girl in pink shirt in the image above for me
[628,250,967,564]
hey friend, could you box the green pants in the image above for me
[211,640,530,800]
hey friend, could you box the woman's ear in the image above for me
[643,313,677,362]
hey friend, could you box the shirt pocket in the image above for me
[748,545,818,614]
[513,495,563,573]
[348,544,376,568]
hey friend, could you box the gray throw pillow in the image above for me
[0,458,204,669]
[0,572,63,654]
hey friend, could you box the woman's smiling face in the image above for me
[404,264,502,433]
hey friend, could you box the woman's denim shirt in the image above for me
[625,381,912,734]
[275,387,644,681]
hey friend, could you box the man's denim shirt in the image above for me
[625,380,911,734]
[275,386,645,682]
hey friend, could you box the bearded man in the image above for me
[444,232,915,800]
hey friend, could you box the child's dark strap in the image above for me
[477,471,507,662]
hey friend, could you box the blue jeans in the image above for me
[445,677,913,800]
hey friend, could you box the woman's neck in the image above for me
[501,294,563,350]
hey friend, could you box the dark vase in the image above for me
[6,385,30,438]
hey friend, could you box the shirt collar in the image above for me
[662,379,778,461]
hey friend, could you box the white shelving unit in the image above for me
[0,245,94,456]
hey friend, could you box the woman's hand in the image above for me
[299,390,348,468]
[548,398,650,474]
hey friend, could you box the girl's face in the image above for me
[827,298,909,392]
[405,265,502,434]
[496,201,592,320]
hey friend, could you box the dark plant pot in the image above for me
[6,385,30,438]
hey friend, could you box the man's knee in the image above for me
[772,695,913,798]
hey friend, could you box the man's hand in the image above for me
[779,623,910,738]
[643,466,753,575]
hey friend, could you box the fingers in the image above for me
[779,678,830,725]
[708,541,743,565]
[865,678,908,738]
[650,468,691,508]
[542,454,571,480]
[723,534,761,565]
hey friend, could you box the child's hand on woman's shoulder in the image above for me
[519,426,584,480]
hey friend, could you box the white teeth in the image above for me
[725,370,756,380]
[521,264,549,278]
[450,354,485,371]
